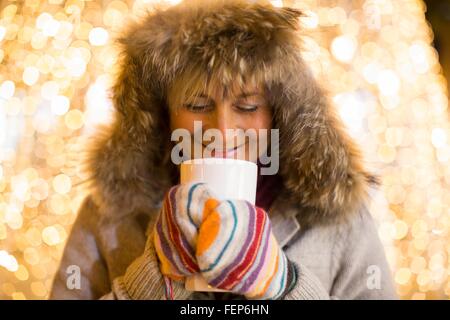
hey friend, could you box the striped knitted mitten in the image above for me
[153,182,219,281]
[196,199,297,300]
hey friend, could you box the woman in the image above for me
[50,0,397,299]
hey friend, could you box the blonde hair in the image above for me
[166,60,272,111]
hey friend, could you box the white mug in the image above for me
[180,157,258,292]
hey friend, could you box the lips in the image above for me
[205,144,244,159]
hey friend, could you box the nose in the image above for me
[214,103,234,134]
[205,103,240,147]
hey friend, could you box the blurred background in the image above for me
[0,0,449,300]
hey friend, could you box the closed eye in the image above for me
[234,104,258,113]
[184,103,213,113]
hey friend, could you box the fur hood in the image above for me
[84,0,378,227]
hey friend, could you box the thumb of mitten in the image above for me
[153,183,219,280]
[173,182,219,244]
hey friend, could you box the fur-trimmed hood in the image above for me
[84,0,378,227]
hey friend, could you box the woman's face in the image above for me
[169,83,272,162]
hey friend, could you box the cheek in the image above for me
[242,111,272,155]
[241,110,272,131]
[169,109,201,133]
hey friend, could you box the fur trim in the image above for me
[83,0,378,226]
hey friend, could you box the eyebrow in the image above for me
[238,91,262,98]
[195,91,262,99]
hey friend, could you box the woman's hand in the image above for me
[154,183,297,299]
[196,199,297,300]
[153,182,219,281]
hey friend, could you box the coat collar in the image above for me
[267,193,301,248]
